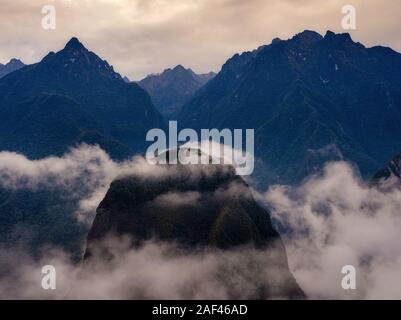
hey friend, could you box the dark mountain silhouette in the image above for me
[0,98,128,258]
[0,58,24,78]
[179,30,401,185]
[0,187,87,259]
[0,37,164,156]
[0,93,132,160]
[138,65,215,119]
[84,157,305,299]
[372,151,401,186]
[0,38,166,257]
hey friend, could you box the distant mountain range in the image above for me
[3,31,401,183]
[0,37,164,159]
[0,58,24,78]
[138,65,215,119]
[179,30,401,185]
[2,31,401,289]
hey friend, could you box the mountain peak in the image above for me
[324,30,352,42]
[173,64,186,71]
[138,65,215,119]
[8,58,24,66]
[0,58,25,78]
[64,37,86,50]
[179,30,401,184]
[292,30,323,42]
[170,64,195,76]
[271,37,282,44]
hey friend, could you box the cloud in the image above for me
[0,144,173,223]
[152,191,201,207]
[3,146,401,299]
[0,146,124,220]
[263,161,401,299]
[150,179,252,210]
[0,0,400,79]
[0,143,252,222]
[0,237,298,299]
[0,144,301,300]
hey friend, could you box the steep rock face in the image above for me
[179,30,401,185]
[84,162,305,299]
[138,65,215,119]
[0,38,164,153]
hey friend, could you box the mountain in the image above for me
[179,30,401,185]
[0,58,24,78]
[0,37,164,156]
[84,157,304,299]
[372,151,401,187]
[138,65,215,119]
[0,38,165,257]
[0,93,132,160]
[0,93,132,257]
[0,186,87,259]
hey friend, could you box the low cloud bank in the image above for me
[0,238,295,300]
[0,143,250,223]
[0,144,300,299]
[0,145,164,222]
[1,146,401,299]
[264,162,401,299]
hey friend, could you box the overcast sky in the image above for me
[0,0,400,80]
